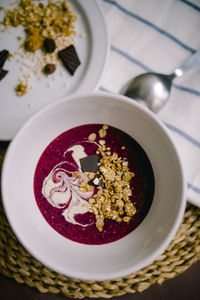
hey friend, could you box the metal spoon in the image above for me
[124,50,200,113]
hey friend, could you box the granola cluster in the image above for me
[1,0,77,52]
[79,125,136,232]
[15,81,28,96]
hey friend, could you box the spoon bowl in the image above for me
[125,73,173,113]
[124,49,200,112]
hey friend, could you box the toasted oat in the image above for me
[99,128,106,138]
[103,124,108,130]
[88,148,136,232]
[123,216,131,222]
[99,140,105,145]
[79,180,94,193]
[87,172,95,180]
[72,172,82,179]
[88,133,96,141]
[15,81,28,96]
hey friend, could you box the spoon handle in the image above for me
[174,50,200,76]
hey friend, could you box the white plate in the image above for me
[0,0,109,140]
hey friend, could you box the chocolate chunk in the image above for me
[43,63,56,74]
[87,179,95,186]
[80,154,98,172]
[88,176,105,188]
[98,179,105,188]
[43,38,56,53]
[58,45,81,75]
[0,50,9,68]
[0,69,8,81]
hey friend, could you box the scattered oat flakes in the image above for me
[47,81,53,87]
[88,143,135,232]
[73,172,82,179]
[99,140,105,145]
[88,133,96,141]
[79,33,85,38]
[87,172,95,180]
[79,180,94,193]
[99,128,106,138]
[15,81,28,96]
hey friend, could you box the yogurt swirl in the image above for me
[42,145,94,227]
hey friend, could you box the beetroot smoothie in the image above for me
[34,124,154,245]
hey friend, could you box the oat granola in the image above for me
[15,81,28,96]
[80,125,136,232]
[1,0,77,51]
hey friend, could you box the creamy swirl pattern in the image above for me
[42,145,94,227]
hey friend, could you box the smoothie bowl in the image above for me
[1,92,186,281]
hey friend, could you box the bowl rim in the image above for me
[1,91,186,280]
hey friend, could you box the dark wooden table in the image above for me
[0,260,200,300]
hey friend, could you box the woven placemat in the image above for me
[0,147,200,299]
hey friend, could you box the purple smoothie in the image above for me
[34,124,154,245]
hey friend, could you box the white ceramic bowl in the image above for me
[1,92,186,281]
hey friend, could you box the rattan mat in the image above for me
[0,147,200,298]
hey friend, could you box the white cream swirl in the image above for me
[42,145,94,227]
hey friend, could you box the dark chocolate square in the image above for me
[80,154,98,172]
[0,50,9,68]
[58,45,81,75]
[0,69,8,81]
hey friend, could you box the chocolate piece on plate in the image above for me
[58,45,81,75]
[0,50,9,68]
[0,69,8,81]
[80,154,98,173]
[43,38,56,53]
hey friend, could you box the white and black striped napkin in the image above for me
[99,0,200,207]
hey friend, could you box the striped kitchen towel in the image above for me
[99,0,200,207]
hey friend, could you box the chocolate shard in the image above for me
[88,176,105,188]
[0,50,9,68]
[98,179,105,188]
[0,69,8,81]
[58,45,81,75]
[87,179,95,186]
[43,38,56,53]
[80,154,98,173]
